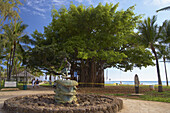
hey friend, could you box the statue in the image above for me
[54,80,78,104]
[134,74,140,94]
[59,58,71,79]
[54,57,78,104]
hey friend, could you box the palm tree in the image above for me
[1,21,34,80]
[0,33,13,79]
[158,45,170,86]
[138,15,163,92]
[156,6,170,12]
[158,20,170,86]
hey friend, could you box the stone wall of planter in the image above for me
[3,94,123,113]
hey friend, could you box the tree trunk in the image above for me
[79,59,105,87]
[71,60,76,80]
[15,67,18,82]
[9,41,16,80]
[26,68,28,84]
[151,44,163,92]
[0,68,1,88]
[79,59,85,87]
[7,47,13,80]
[96,61,104,87]
[79,59,93,87]
[163,56,168,86]
[7,58,9,80]
[49,74,51,81]
[89,59,96,87]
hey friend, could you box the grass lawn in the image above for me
[139,91,170,103]
[39,82,170,102]
[40,82,53,87]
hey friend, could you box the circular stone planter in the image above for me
[3,94,123,113]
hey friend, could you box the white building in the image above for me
[12,70,34,83]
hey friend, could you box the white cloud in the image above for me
[20,7,31,12]
[21,0,96,17]
[34,7,46,13]
[52,0,69,6]
[22,0,51,18]
[32,11,45,18]
[26,1,32,6]
[103,0,117,4]
[86,0,93,5]
[75,0,83,3]
[144,0,170,7]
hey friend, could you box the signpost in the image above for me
[134,74,139,94]
[1,81,19,91]
[4,81,17,88]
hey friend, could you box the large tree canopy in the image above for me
[27,3,155,87]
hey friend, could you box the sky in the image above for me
[18,0,170,81]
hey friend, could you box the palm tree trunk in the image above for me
[163,56,168,86]
[7,58,9,80]
[15,67,18,82]
[155,57,163,92]
[9,41,16,79]
[0,68,1,88]
[151,44,163,92]
[8,47,13,80]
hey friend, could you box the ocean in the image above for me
[105,81,170,85]
[37,75,169,85]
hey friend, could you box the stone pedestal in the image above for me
[54,80,78,103]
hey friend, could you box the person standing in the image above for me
[32,78,35,88]
[35,79,39,88]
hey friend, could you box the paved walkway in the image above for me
[0,86,54,113]
[119,98,170,113]
[0,86,170,113]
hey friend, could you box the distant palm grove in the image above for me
[0,0,169,92]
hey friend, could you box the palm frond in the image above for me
[156,6,170,12]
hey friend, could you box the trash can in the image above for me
[23,85,27,90]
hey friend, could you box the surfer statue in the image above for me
[59,58,71,79]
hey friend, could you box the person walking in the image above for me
[35,79,39,88]
[32,78,35,88]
